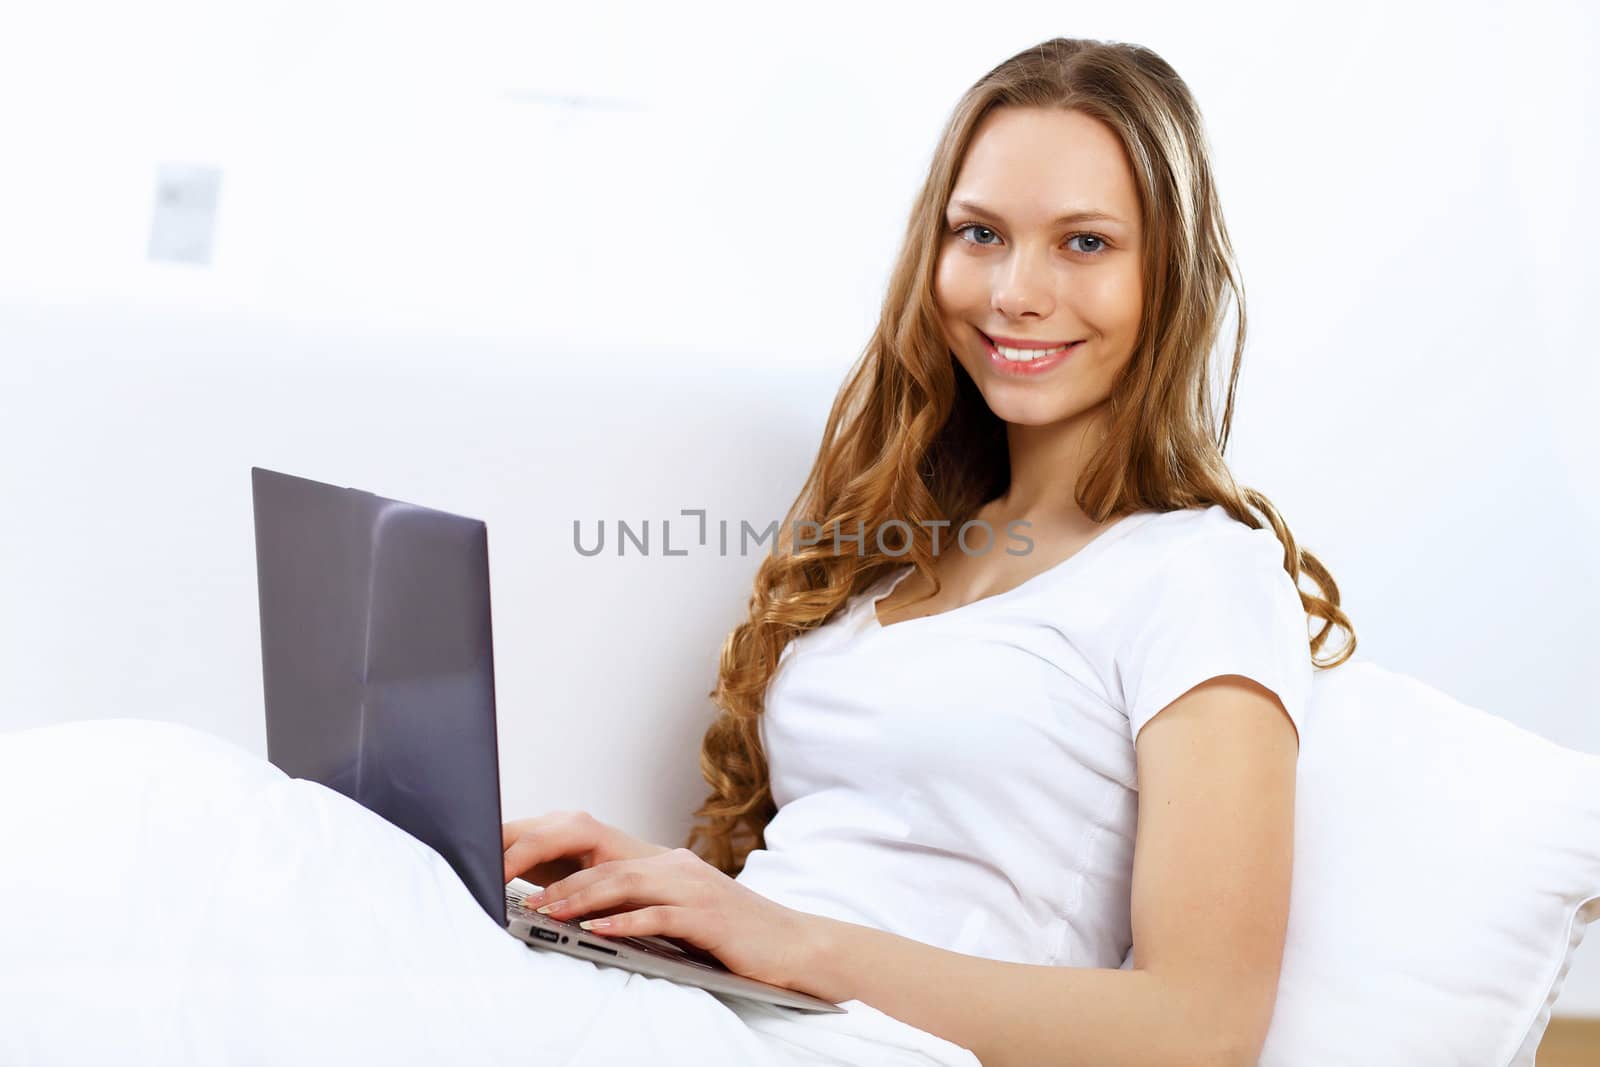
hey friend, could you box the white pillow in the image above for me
[1257,658,1600,1065]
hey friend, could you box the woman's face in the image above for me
[935,107,1145,428]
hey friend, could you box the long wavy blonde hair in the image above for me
[683,36,1357,877]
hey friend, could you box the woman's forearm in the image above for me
[786,914,1253,1067]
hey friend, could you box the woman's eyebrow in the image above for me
[947,197,1126,227]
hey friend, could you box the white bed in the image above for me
[4,657,1598,1066]
[0,717,981,1067]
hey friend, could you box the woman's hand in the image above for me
[502,810,670,892]
[519,846,819,993]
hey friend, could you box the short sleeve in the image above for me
[1116,521,1313,744]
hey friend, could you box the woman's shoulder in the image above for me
[1113,505,1289,597]
[1138,503,1278,552]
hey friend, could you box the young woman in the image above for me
[4,36,1357,1067]
[502,35,1355,1067]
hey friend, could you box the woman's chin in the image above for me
[982,393,1073,427]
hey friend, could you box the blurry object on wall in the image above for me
[147,162,222,266]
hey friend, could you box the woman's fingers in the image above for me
[531,851,701,922]
[501,811,576,851]
[501,812,592,885]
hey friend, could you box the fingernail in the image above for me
[536,899,566,915]
[578,919,611,930]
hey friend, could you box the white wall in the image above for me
[2,0,1596,1013]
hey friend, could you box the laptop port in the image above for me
[577,940,619,956]
[532,927,559,943]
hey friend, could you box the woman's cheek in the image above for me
[934,249,977,307]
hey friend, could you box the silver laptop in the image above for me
[250,466,845,1014]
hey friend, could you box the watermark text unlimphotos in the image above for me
[573,510,1037,558]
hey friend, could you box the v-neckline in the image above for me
[867,509,1157,633]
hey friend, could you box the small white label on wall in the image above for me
[147,163,222,266]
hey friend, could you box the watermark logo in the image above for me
[573,510,1036,558]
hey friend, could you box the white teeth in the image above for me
[993,340,1075,362]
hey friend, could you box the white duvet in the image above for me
[0,718,981,1067]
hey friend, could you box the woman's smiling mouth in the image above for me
[979,331,1085,374]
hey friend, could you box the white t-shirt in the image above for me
[734,503,1313,970]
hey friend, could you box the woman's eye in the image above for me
[952,223,1000,246]
[950,223,1107,256]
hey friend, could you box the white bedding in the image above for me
[0,718,981,1067]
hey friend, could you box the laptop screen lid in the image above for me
[250,466,507,927]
